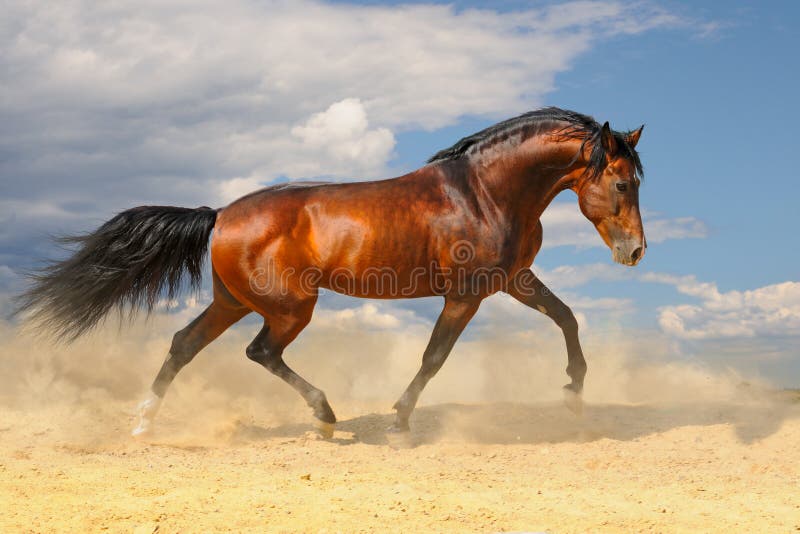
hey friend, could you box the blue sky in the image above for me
[1,1,798,387]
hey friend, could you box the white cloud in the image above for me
[490,263,799,384]
[1,1,695,209]
[313,302,424,331]
[291,98,395,177]
[536,262,632,289]
[644,215,709,243]
[216,98,398,204]
[539,201,601,249]
[534,263,800,341]
[540,202,708,249]
[217,176,265,204]
[642,275,800,340]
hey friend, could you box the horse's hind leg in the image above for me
[390,297,481,433]
[132,299,249,436]
[245,297,336,437]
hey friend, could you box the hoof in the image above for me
[131,419,152,438]
[563,386,584,416]
[132,392,162,438]
[386,428,413,449]
[315,420,335,439]
[386,432,414,449]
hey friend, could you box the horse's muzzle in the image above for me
[613,240,645,266]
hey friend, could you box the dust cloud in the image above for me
[0,295,781,444]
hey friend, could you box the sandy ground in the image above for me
[1,312,798,532]
[1,394,799,533]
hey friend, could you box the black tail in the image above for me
[15,206,218,341]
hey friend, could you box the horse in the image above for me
[16,107,646,438]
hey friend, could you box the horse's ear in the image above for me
[626,125,644,148]
[600,121,617,156]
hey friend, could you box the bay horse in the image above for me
[17,107,645,438]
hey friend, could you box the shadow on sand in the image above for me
[229,393,800,448]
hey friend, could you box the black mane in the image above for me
[427,106,643,180]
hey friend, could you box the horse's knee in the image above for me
[554,306,578,333]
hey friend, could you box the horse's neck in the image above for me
[472,138,582,224]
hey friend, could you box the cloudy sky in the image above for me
[2,0,798,388]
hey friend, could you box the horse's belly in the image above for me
[318,259,510,300]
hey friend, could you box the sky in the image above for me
[1,0,798,387]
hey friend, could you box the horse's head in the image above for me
[574,122,645,266]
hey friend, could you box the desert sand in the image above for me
[1,310,798,532]
[1,394,798,533]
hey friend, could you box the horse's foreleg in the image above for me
[507,269,586,414]
[246,303,336,438]
[132,301,248,436]
[390,297,481,433]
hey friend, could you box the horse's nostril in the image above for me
[630,246,643,262]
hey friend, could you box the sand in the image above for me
[1,395,798,533]
[1,306,799,532]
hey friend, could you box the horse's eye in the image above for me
[615,182,628,193]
